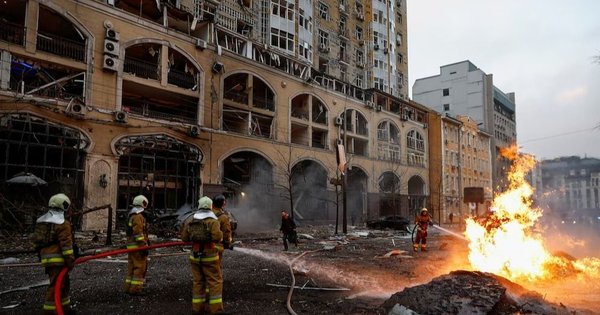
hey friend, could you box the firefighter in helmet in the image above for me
[181,196,224,314]
[212,195,233,264]
[31,193,76,314]
[413,207,433,252]
[124,195,149,295]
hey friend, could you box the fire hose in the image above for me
[285,250,323,315]
[53,241,191,315]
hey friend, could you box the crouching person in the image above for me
[31,193,76,314]
[181,196,224,314]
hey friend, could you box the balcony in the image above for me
[0,21,25,46]
[37,33,85,62]
[168,68,196,90]
[124,57,160,80]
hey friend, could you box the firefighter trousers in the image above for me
[413,230,428,251]
[125,251,148,294]
[191,259,224,314]
[43,266,71,314]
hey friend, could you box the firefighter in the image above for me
[31,193,76,314]
[280,210,298,251]
[181,196,224,314]
[124,195,149,295]
[212,195,233,264]
[413,207,433,252]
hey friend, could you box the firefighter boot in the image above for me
[421,244,427,252]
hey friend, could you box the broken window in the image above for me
[6,54,85,101]
[407,130,425,166]
[378,171,400,193]
[318,2,329,19]
[0,113,89,229]
[38,5,87,62]
[222,151,273,211]
[167,50,199,90]
[377,121,400,161]
[115,134,202,224]
[0,0,26,46]
[290,94,329,148]
[270,28,294,53]
[339,109,368,156]
[122,81,199,124]
[291,160,329,220]
[124,44,161,81]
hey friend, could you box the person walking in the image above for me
[125,195,149,295]
[280,210,297,251]
[31,193,76,314]
[413,207,433,252]
[181,196,225,314]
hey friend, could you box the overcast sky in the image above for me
[408,0,600,160]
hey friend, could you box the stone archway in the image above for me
[347,167,368,224]
[291,160,329,221]
[408,175,426,217]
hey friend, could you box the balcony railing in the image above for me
[124,57,160,80]
[253,96,275,111]
[223,90,249,105]
[9,80,82,100]
[123,97,196,124]
[37,33,85,62]
[167,68,196,90]
[0,21,25,46]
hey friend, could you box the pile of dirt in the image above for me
[382,270,585,315]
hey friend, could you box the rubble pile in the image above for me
[382,270,581,315]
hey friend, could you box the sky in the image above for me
[408,0,600,160]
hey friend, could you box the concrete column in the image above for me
[25,0,38,53]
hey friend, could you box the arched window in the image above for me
[377,121,400,161]
[407,130,425,166]
[222,72,275,138]
[290,94,328,148]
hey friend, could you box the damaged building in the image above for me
[0,0,428,231]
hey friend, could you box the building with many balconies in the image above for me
[0,0,423,231]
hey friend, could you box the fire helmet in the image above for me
[48,193,71,211]
[198,196,213,210]
[132,195,149,208]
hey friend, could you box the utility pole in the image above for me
[342,107,348,234]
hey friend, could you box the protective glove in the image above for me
[65,256,75,271]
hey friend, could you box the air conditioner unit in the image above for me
[103,54,119,72]
[423,123,428,129]
[336,138,343,145]
[67,103,86,116]
[357,13,364,21]
[334,116,344,126]
[358,39,364,46]
[366,101,374,108]
[401,113,408,121]
[212,61,224,74]
[189,125,200,136]
[196,38,208,50]
[103,38,119,56]
[105,28,120,42]
[376,105,383,112]
[383,48,389,54]
[114,111,128,123]
[356,62,364,68]
[339,3,345,11]
[374,44,379,50]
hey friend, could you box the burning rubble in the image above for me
[464,145,600,282]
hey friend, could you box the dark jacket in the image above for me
[280,217,296,234]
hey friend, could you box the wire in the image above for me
[520,126,598,144]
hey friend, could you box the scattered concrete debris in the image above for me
[297,233,315,240]
[382,270,581,315]
[388,304,418,315]
[0,257,19,264]
[0,280,49,296]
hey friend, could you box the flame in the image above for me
[465,145,600,281]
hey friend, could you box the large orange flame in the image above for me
[464,145,600,281]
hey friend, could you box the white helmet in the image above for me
[198,196,213,210]
[132,195,149,208]
[421,207,428,214]
[48,193,71,211]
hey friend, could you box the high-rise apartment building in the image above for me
[413,60,516,192]
[0,0,421,230]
